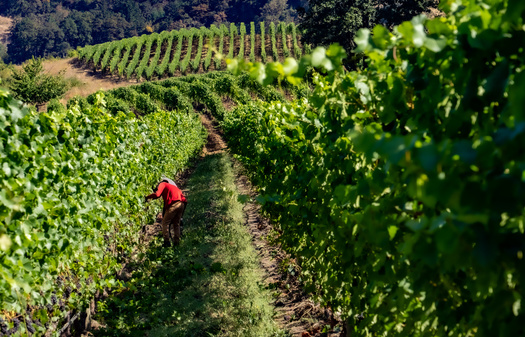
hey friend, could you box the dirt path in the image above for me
[199,112,341,337]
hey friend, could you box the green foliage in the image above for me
[78,45,96,62]
[0,88,206,331]
[108,42,124,74]
[225,0,525,335]
[180,29,195,73]
[0,43,6,62]
[126,39,145,80]
[250,22,256,63]
[92,43,110,68]
[215,24,226,69]
[92,71,288,122]
[46,98,67,114]
[146,34,165,80]
[117,38,136,77]
[192,28,206,71]
[156,31,176,77]
[203,28,215,71]
[269,22,278,61]
[100,42,117,71]
[78,22,308,79]
[238,22,246,59]
[279,22,290,58]
[290,22,302,59]
[299,0,437,64]
[9,57,67,106]
[227,23,238,60]
[135,33,156,79]
[93,152,282,336]
[260,22,267,62]
[4,0,303,63]
[169,33,184,76]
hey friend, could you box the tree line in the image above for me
[0,0,438,66]
[0,0,306,64]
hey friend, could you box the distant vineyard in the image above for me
[77,22,305,80]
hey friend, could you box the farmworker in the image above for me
[145,177,187,247]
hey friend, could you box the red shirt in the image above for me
[149,182,186,208]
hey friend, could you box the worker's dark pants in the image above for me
[161,201,185,245]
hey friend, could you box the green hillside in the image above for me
[76,22,306,81]
[2,0,525,335]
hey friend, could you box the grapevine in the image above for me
[249,22,256,63]
[156,31,176,77]
[169,32,184,76]
[92,42,110,68]
[180,29,196,73]
[224,1,525,335]
[260,22,266,62]
[203,27,215,71]
[191,27,206,71]
[0,87,206,334]
[145,33,165,80]
[135,33,155,79]
[226,23,237,61]
[76,22,307,77]
[215,24,227,69]
[289,22,302,59]
[279,22,289,58]
[117,38,135,77]
[108,41,124,74]
[269,22,278,61]
[100,42,117,71]
[126,38,145,79]
[238,22,246,59]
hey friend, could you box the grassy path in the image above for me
[93,152,284,337]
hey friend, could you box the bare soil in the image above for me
[0,16,13,46]
[42,58,136,104]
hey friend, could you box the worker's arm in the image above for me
[145,182,165,202]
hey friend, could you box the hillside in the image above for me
[2,0,525,336]
[37,22,305,103]
[42,58,136,103]
[1,0,306,63]
[75,22,306,81]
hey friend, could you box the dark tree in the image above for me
[299,0,438,55]
[228,0,263,23]
[260,0,297,23]
[376,0,439,28]
[299,0,376,53]
[8,15,42,62]
[68,10,94,47]
[91,11,130,44]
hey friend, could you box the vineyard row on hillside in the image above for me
[222,2,525,336]
[71,70,305,120]
[0,70,304,334]
[0,91,207,335]
[77,22,307,81]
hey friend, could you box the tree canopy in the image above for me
[299,0,438,59]
[1,0,308,64]
[9,57,67,106]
